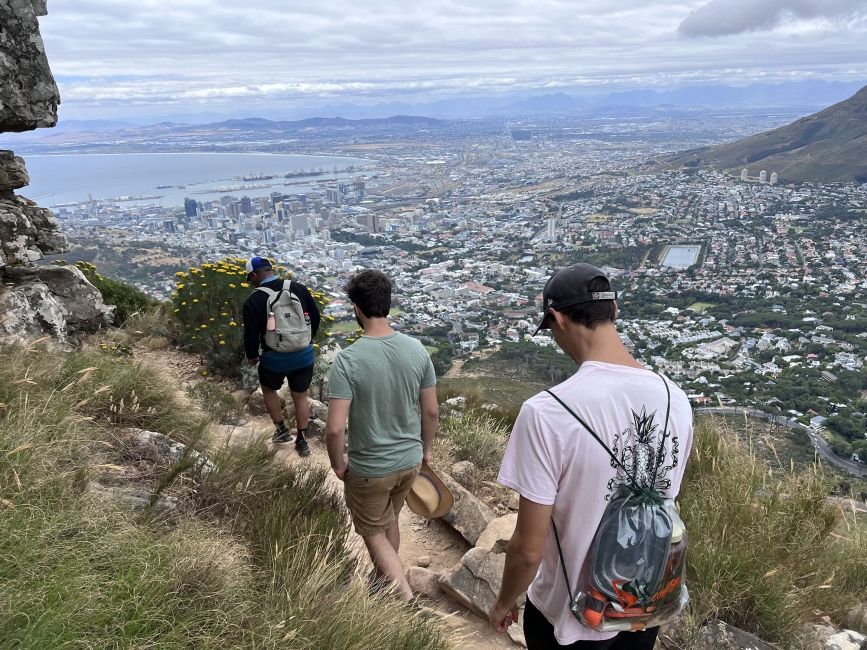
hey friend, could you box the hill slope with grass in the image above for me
[663,84,867,183]
[0,340,449,649]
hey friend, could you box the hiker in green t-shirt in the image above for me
[325,270,439,600]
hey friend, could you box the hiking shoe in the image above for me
[272,423,292,444]
[295,430,311,457]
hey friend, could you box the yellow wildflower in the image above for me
[240,282,250,288]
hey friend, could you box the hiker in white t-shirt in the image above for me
[488,263,693,650]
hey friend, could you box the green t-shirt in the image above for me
[328,332,437,477]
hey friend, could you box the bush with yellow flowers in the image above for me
[171,257,331,377]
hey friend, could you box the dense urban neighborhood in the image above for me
[44,113,867,466]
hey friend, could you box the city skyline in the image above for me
[35,0,867,121]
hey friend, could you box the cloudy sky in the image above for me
[35,0,867,120]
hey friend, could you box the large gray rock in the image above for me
[0,265,113,342]
[0,192,67,267]
[0,0,60,132]
[825,630,867,650]
[0,151,28,191]
[692,621,779,650]
[439,547,526,647]
[440,471,495,545]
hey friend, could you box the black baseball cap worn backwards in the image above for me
[533,263,618,336]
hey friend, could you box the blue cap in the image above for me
[245,256,272,274]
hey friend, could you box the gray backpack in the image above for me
[256,281,312,353]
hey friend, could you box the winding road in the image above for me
[696,406,867,478]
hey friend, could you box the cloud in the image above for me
[22,1,867,118]
[679,0,867,37]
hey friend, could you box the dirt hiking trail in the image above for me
[137,347,516,650]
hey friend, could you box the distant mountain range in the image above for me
[662,84,867,183]
[41,80,867,127]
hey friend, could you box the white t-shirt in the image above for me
[498,361,693,645]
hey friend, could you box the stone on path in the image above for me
[825,630,867,650]
[476,514,517,553]
[440,471,495,545]
[407,566,442,599]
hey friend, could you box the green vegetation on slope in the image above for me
[0,342,448,649]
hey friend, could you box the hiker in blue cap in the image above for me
[242,256,321,456]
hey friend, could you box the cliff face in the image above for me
[0,0,112,342]
[0,0,60,131]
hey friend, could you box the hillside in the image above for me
[664,84,867,183]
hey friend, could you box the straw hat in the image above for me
[406,462,454,519]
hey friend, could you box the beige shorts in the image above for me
[344,465,420,538]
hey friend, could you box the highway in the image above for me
[696,406,867,478]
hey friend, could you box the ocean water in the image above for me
[20,152,372,208]
[662,245,701,268]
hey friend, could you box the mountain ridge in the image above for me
[662,84,867,183]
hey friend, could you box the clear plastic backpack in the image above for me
[546,374,688,633]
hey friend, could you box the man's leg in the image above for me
[259,365,290,442]
[287,366,314,456]
[384,517,400,553]
[262,385,284,425]
[362,532,413,601]
[290,390,310,431]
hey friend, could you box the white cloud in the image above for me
[679,0,867,37]
[29,0,867,117]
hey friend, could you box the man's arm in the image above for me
[489,497,553,632]
[325,398,351,479]
[242,295,263,362]
[419,385,438,464]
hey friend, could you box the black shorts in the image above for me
[524,600,659,650]
[258,364,314,393]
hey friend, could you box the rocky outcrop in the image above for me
[1,189,67,266]
[0,2,111,344]
[0,264,113,342]
[439,515,526,647]
[0,0,60,131]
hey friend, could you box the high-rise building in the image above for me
[326,187,342,205]
[290,213,309,234]
[740,169,748,182]
[240,196,253,215]
[366,213,380,234]
[269,192,283,209]
[184,198,199,218]
[759,170,768,183]
[546,217,557,241]
[769,172,778,186]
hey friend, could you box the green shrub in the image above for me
[439,407,510,480]
[171,257,332,378]
[74,260,160,326]
[677,416,866,647]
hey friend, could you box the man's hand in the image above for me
[333,454,349,481]
[247,357,259,367]
[423,450,431,465]
[488,600,519,633]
